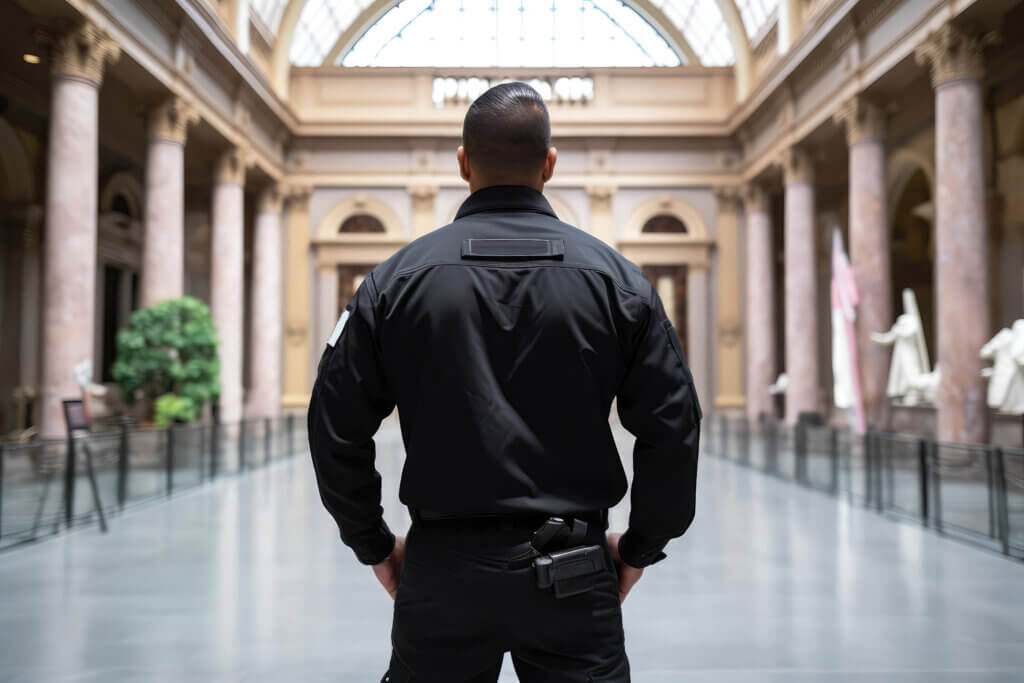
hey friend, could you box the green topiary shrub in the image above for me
[112,296,220,425]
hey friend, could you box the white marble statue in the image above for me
[769,373,788,396]
[980,320,1024,414]
[871,289,936,406]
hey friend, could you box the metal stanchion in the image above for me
[992,448,1010,556]
[117,418,130,510]
[166,426,175,497]
[917,439,929,526]
[63,436,76,529]
[239,420,247,471]
[265,417,272,466]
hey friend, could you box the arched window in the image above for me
[339,213,386,233]
[642,214,688,234]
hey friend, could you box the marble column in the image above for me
[40,23,119,438]
[916,25,994,443]
[282,185,313,410]
[249,186,284,418]
[585,185,616,244]
[782,147,820,422]
[141,97,198,308]
[409,184,439,238]
[744,184,776,421]
[211,148,247,425]
[835,97,891,428]
[713,186,745,411]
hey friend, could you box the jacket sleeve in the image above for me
[307,274,397,565]
[615,282,702,568]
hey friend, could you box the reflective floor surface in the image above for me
[1,420,1022,682]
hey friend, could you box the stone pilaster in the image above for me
[40,23,119,438]
[781,147,820,422]
[834,96,891,428]
[585,184,616,244]
[687,264,710,410]
[712,186,744,411]
[409,184,439,238]
[916,24,994,443]
[282,184,313,410]
[249,186,284,418]
[141,97,199,307]
[743,183,776,421]
[210,147,247,425]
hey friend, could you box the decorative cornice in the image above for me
[50,22,121,86]
[713,185,743,204]
[780,147,815,186]
[148,97,199,144]
[213,147,249,185]
[915,24,998,87]
[833,95,886,145]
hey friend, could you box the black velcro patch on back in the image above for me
[461,238,565,261]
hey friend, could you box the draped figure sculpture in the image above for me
[870,289,938,406]
[980,320,1024,414]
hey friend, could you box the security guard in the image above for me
[308,82,702,682]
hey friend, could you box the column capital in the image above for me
[712,185,743,205]
[407,184,439,200]
[584,184,617,200]
[258,185,283,214]
[915,24,998,87]
[283,183,312,207]
[743,183,771,213]
[834,96,886,145]
[148,97,199,144]
[780,147,814,186]
[213,147,248,185]
[50,22,120,86]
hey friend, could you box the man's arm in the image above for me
[615,282,702,569]
[307,274,397,565]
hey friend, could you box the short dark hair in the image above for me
[462,82,551,181]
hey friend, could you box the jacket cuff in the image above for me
[617,529,668,568]
[350,521,396,565]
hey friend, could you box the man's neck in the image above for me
[469,180,543,194]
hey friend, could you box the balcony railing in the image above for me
[0,415,308,551]
[705,414,1023,561]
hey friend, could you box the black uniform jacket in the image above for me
[308,185,702,569]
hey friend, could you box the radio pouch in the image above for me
[533,544,606,599]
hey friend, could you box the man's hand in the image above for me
[607,532,644,604]
[372,536,405,599]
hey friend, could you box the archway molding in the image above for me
[315,192,404,239]
[623,194,710,241]
[887,147,935,224]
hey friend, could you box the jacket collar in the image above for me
[455,185,557,221]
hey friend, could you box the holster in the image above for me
[533,544,606,599]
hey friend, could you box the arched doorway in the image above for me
[889,168,935,358]
[640,213,690,357]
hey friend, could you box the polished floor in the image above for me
[1,420,1023,682]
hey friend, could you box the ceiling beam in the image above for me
[321,0,397,66]
[628,0,701,66]
[714,0,753,99]
[270,0,307,97]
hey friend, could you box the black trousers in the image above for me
[384,518,630,682]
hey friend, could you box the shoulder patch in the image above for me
[327,309,351,347]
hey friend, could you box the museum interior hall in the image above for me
[1,0,1024,680]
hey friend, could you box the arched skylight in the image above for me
[735,0,777,40]
[341,0,681,68]
[276,0,754,68]
[251,0,289,34]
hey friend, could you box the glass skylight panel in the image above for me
[251,0,288,34]
[650,0,734,66]
[339,0,682,68]
[290,0,373,66]
[735,0,777,39]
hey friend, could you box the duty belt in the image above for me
[409,509,611,599]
